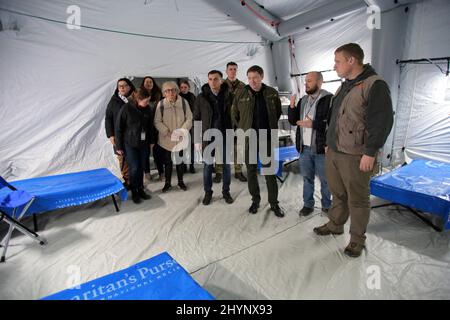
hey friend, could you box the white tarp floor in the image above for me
[0,164,449,300]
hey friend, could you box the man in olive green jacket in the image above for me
[231,65,285,218]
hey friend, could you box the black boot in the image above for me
[189,164,196,174]
[178,181,187,191]
[234,172,247,182]
[176,165,186,190]
[202,191,213,205]
[138,188,151,200]
[162,183,172,193]
[162,164,172,192]
[222,191,234,204]
[249,202,259,214]
[270,204,285,218]
[131,189,142,204]
[213,173,222,183]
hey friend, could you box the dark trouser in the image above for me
[160,147,184,184]
[216,136,242,174]
[190,142,195,166]
[152,144,165,176]
[203,146,231,193]
[124,143,149,191]
[245,139,278,205]
[325,149,375,245]
[144,145,151,174]
[246,164,278,205]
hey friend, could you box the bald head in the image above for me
[305,71,323,95]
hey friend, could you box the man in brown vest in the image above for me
[313,43,394,257]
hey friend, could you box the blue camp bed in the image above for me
[258,145,300,182]
[42,252,214,300]
[370,159,450,231]
[0,168,128,232]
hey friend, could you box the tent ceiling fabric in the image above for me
[255,0,336,20]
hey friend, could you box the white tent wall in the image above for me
[292,8,372,96]
[391,0,450,165]
[0,0,274,180]
[372,6,410,167]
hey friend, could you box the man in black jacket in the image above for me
[194,70,234,205]
[288,72,332,217]
[105,78,135,189]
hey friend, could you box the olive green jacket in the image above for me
[231,84,282,131]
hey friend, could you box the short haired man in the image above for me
[313,43,394,257]
[288,71,332,217]
[194,70,234,205]
[231,65,284,217]
[214,62,248,183]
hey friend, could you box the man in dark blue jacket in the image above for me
[194,70,234,206]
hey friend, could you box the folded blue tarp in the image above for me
[0,168,127,217]
[370,159,450,230]
[43,252,214,300]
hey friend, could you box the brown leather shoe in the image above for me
[344,242,365,258]
[313,223,343,236]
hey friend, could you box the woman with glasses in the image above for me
[105,78,135,190]
[154,81,193,193]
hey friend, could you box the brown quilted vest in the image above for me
[333,75,383,155]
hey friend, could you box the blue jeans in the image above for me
[299,146,331,209]
[203,145,231,194]
[124,143,150,190]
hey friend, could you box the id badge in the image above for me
[141,131,146,141]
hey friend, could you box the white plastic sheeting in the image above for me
[291,8,371,96]
[390,0,450,165]
[0,0,274,180]
[0,170,448,300]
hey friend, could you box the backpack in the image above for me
[159,97,187,122]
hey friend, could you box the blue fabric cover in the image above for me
[42,252,214,300]
[0,168,127,217]
[0,189,33,209]
[370,159,450,230]
[258,145,300,176]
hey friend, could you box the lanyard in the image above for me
[304,95,318,119]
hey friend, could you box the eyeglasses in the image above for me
[164,88,177,93]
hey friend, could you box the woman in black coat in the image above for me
[115,88,155,204]
[105,78,135,189]
[179,79,197,173]
[141,76,165,181]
